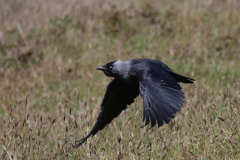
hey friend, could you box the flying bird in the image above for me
[75,59,194,148]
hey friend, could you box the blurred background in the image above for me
[0,0,240,159]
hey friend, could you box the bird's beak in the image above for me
[97,65,107,71]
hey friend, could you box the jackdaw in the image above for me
[75,59,194,148]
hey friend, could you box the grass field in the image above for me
[1,0,240,159]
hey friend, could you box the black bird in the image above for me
[75,59,194,148]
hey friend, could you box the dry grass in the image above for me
[0,0,240,159]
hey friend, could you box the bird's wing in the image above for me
[75,79,139,147]
[135,67,185,128]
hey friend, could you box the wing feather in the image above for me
[136,66,186,128]
[75,79,139,147]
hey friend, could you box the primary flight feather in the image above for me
[75,59,194,148]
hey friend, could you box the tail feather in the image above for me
[166,69,195,84]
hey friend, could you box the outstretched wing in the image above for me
[75,79,139,148]
[135,67,186,128]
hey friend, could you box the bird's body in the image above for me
[75,59,194,148]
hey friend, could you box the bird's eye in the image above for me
[109,66,113,69]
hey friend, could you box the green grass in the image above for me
[0,0,240,159]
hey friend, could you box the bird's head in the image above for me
[97,61,118,77]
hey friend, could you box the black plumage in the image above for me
[75,59,194,148]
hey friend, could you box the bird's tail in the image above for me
[166,69,195,84]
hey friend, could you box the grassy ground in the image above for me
[0,0,240,159]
